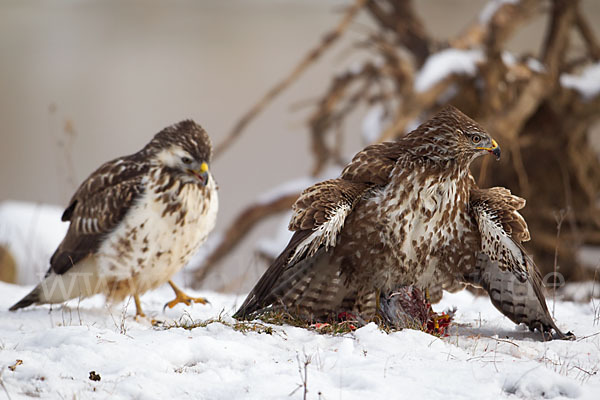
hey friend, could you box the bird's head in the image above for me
[452,120,500,163]
[406,106,501,163]
[147,120,213,186]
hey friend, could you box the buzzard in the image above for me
[235,106,572,340]
[10,120,218,317]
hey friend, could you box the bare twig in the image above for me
[0,369,12,400]
[553,209,567,316]
[309,63,380,174]
[365,0,432,66]
[592,267,599,326]
[213,0,367,158]
[294,351,312,400]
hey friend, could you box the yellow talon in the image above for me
[164,280,209,310]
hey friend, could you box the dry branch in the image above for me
[365,0,431,66]
[575,9,600,61]
[193,193,299,285]
[213,0,367,158]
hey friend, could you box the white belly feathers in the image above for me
[96,175,218,292]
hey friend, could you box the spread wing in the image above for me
[234,179,372,319]
[286,179,372,264]
[465,187,573,339]
[49,157,148,275]
[234,142,403,319]
[470,187,530,281]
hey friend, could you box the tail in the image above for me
[9,285,42,311]
[234,245,348,321]
[234,246,330,319]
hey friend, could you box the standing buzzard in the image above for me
[235,106,572,340]
[10,120,218,317]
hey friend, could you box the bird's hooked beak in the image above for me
[187,162,209,186]
[477,139,501,161]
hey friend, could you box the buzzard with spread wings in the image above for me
[235,106,572,340]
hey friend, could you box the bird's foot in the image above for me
[163,292,209,310]
[133,314,162,326]
[134,312,151,325]
[133,294,148,321]
[164,280,210,311]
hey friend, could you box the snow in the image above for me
[0,201,68,285]
[479,0,519,24]
[577,245,600,270]
[1,283,599,400]
[527,57,546,74]
[501,51,517,66]
[361,104,386,145]
[560,63,600,100]
[559,281,600,303]
[415,49,484,93]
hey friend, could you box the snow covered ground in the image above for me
[0,282,598,399]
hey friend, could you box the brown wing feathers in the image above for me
[469,187,529,242]
[340,142,403,184]
[289,180,370,231]
[234,230,313,318]
[234,181,371,319]
[49,158,148,275]
[467,187,573,339]
[235,144,401,319]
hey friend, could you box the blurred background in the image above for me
[1,0,599,297]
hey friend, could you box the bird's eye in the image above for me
[181,156,192,164]
[471,135,482,144]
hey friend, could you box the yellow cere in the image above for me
[476,138,499,151]
[200,162,208,173]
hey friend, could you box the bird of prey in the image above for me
[235,106,572,340]
[10,120,218,317]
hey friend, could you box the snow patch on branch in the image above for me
[501,51,517,66]
[362,104,386,145]
[415,49,484,93]
[479,0,519,24]
[526,57,546,73]
[560,62,600,100]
